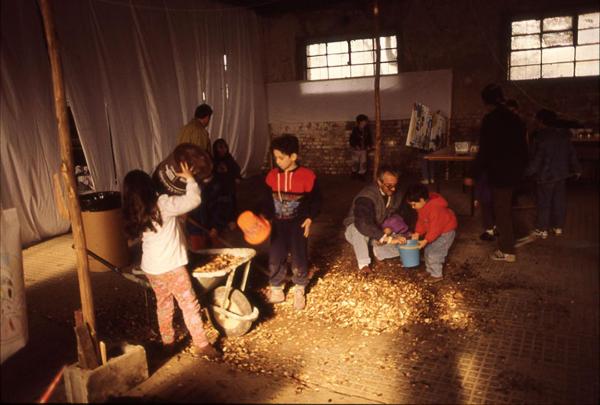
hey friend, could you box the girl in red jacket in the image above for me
[406,184,457,283]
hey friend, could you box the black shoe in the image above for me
[479,231,496,241]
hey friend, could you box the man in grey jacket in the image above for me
[343,165,406,275]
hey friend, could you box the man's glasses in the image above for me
[380,182,397,191]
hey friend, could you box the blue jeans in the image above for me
[344,223,400,270]
[535,180,566,230]
[424,230,456,278]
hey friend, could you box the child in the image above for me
[185,174,223,249]
[349,114,373,181]
[212,138,242,231]
[521,109,581,240]
[406,184,457,283]
[379,214,410,244]
[262,134,321,310]
[122,162,219,358]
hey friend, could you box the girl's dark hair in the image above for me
[405,183,430,203]
[122,170,162,239]
[213,138,229,157]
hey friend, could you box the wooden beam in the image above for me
[38,0,99,367]
[373,0,382,181]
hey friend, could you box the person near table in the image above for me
[465,83,528,263]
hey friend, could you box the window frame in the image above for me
[302,32,399,81]
[507,9,600,81]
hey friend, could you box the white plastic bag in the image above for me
[1,208,28,363]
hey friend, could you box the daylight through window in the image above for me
[509,11,600,80]
[306,36,398,80]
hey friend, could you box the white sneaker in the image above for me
[490,249,516,262]
[552,228,563,236]
[532,229,548,239]
[293,286,306,310]
[268,287,285,304]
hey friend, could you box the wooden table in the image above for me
[424,147,476,216]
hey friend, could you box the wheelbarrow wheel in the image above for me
[210,287,253,337]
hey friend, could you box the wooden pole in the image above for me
[38,0,99,360]
[373,0,382,181]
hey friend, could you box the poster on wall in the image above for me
[406,102,447,152]
[1,208,28,364]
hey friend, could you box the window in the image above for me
[306,35,398,80]
[509,11,599,80]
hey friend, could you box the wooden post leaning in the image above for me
[38,0,99,368]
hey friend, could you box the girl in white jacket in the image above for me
[122,161,218,358]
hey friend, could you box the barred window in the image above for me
[306,35,398,81]
[509,11,600,80]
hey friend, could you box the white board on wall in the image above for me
[266,69,452,123]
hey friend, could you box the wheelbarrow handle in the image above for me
[78,246,151,289]
[211,305,259,322]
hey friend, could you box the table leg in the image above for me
[470,183,475,216]
[434,162,440,193]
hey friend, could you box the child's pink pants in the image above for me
[146,266,209,348]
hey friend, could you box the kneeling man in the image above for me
[343,165,406,275]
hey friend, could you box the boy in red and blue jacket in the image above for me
[261,134,321,310]
[406,184,457,283]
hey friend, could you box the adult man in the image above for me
[177,103,213,154]
[343,165,405,275]
[465,84,528,262]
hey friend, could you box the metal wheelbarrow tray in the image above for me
[189,247,259,337]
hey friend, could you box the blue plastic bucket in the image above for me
[398,239,420,268]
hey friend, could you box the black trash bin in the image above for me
[79,192,130,272]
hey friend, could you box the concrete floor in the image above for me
[1,174,598,404]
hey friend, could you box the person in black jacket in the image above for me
[212,138,242,231]
[466,84,528,262]
[349,114,373,181]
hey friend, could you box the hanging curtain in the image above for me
[0,0,269,246]
[0,0,70,244]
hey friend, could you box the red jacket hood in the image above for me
[427,192,448,208]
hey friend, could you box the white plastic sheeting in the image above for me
[0,0,269,246]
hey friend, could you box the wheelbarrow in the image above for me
[187,247,260,337]
[84,246,259,337]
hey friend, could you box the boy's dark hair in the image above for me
[376,164,400,180]
[536,108,558,126]
[194,103,213,119]
[356,114,369,123]
[271,134,299,156]
[405,183,430,203]
[481,83,504,106]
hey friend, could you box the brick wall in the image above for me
[266,119,429,176]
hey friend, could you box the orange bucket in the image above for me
[237,211,271,245]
